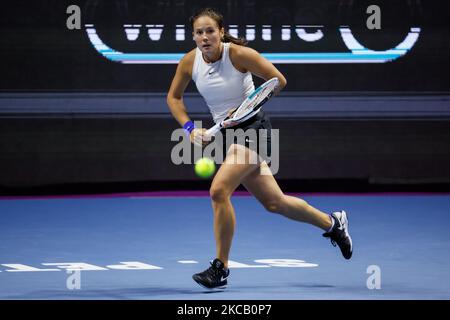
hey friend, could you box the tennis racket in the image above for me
[205,77,279,137]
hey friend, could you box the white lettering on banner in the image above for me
[84,23,421,64]
[254,259,319,268]
[0,258,318,273]
[228,260,270,268]
[2,264,60,272]
[42,262,108,271]
[106,261,163,270]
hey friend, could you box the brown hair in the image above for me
[189,8,247,46]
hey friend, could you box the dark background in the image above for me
[0,0,449,93]
[1,0,449,193]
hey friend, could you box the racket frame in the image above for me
[205,77,279,137]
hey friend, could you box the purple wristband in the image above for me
[183,121,196,136]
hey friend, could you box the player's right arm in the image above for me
[166,50,208,145]
[167,49,195,127]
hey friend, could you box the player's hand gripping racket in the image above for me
[205,77,279,137]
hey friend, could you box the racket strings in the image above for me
[233,86,274,119]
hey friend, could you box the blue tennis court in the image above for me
[1,192,449,300]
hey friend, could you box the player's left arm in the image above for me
[232,45,287,95]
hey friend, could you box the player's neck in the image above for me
[203,42,223,64]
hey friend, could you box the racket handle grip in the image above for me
[205,123,221,137]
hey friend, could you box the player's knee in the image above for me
[263,198,284,214]
[264,195,296,214]
[210,184,231,203]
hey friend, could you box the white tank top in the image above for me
[192,42,255,123]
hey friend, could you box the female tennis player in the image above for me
[167,8,353,289]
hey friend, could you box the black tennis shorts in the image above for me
[216,110,272,164]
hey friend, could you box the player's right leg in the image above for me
[192,144,260,289]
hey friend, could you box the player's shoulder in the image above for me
[178,48,197,74]
[229,43,261,72]
[181,48,197,62]
[229,43,259,61]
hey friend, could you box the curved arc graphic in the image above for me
[85,24,421,64]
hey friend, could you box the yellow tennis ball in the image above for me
[195,157,216,178]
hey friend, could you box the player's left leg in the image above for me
[241,162,353,259]
[241,162,332,230]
